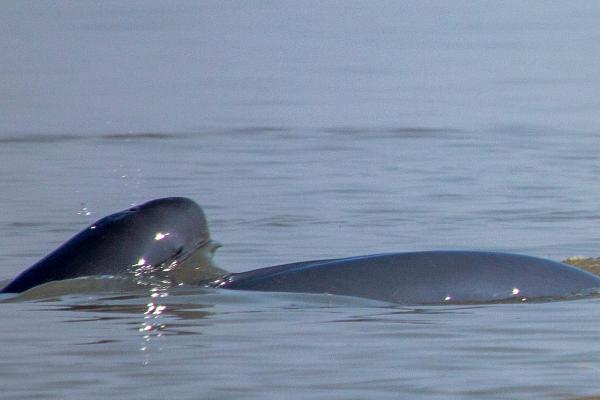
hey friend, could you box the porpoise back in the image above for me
[218,251,600,304]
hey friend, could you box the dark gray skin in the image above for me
[2,197,600,304]
[1,197,223,293]
[216,251,600,304]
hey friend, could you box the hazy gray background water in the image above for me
[2,1,600,399]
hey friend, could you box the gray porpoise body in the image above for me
[1,197,211,293]
[3,197,600,304]
[218,252,600,304]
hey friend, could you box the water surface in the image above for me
[2,1,600,399]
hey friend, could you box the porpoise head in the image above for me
[118,197,227,286]
[1,197,227,293]
[118,197,213,261]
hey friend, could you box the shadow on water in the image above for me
[321,126,466,139]
[37,290,479,345]
[17,287,221,345]
[0,276,478,321]
[99,132,177,140]
[0,134,84,144]
[0,132,184,144]
[0,126,466,145]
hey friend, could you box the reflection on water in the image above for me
[54,288,215,365]
[12,291,600,399]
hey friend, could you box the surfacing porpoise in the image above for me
[0,197,224,294]
[2,197,599,304]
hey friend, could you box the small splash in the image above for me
[77,204,93,217]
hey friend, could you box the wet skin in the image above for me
[1,197,214,293]
[3,197,600,304]
[218,251,600,304]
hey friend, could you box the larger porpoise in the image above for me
[2,197,600,304]
[216,251,600,304]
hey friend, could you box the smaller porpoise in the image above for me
[0,197,224,294]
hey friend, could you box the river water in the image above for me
[2,1,600,399]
